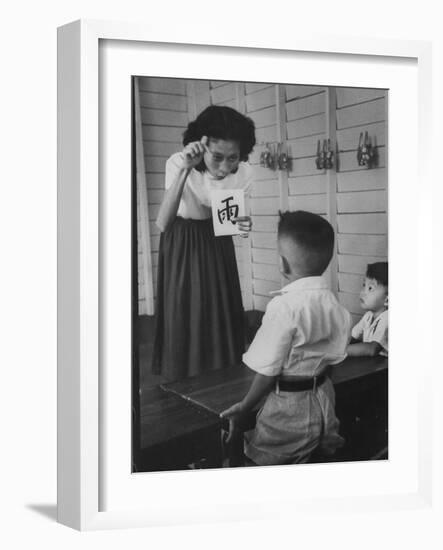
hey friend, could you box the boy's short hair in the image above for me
[278,210,334,276]
[366,262,388,287]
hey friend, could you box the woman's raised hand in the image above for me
[182,136,209,170]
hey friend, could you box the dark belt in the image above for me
[276,374,326,393]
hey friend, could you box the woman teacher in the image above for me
[152,105,256,381]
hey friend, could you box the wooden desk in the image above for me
[135,385,223,472]
[161,356,388,464]
[161,356,388,417]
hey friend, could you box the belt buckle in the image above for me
[276,379,280,395]
[312,376,318,393]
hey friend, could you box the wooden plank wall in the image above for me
[245,83,281,311]
[136,78,388,321]
[335,88,388,325]
[137,77,189,313]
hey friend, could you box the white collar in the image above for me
[270,276,329,296]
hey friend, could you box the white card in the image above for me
[211,189,245,237]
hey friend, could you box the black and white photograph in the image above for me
[131,76,388,473]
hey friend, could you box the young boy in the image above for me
[221,211,352,465]
[347,262,388,357]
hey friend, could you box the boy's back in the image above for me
[244,276,351,379]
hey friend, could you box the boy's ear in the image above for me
[384,294,389,308]
[279,255,291,278]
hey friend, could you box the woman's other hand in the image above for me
[182,136,209,170]
[233,215,252,238]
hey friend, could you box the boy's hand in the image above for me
[220,402,245,443]
[232,216,252,238]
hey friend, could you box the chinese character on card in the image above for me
[211,189,245,237]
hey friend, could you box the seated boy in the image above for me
[347,262,388,357]
[221,211,352,465]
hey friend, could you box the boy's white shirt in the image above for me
[351,310,389,356]
[243,276,352,377]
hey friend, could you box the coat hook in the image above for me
[315,139,325,170]
[357,131,375,168]
[324,138,334,170]
[277,142,289,171]
[260,143,274,169]
[316,139,334,170]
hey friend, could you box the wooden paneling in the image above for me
[148,203,161,221]
[337,190,387,213]
[251,166,278,182]
[149,222,160,236]
[137,79,388,320]
[338,272,364,294]
[286,92,325,122]
[145,173,166,189]
[288,175,326,196]
[147,189,164,205]
[250,197,279,215]
[210,80,230,88]
[337,97,385,129]
[250,179,280,198]
[252,248,278,265]
[252,262,281,283]
[288,194,326,214]
[139,92,187,111]
[144,156,168,173]
[246,86,275,112]
[251,215,279,232]
[287,135,326,159]
[337,213,387,234]
[251,232,277,249]
[338,291,363,315]
[138,77,186,95]
[214,98,237,109]
[141,108,188,127]
[288,157,324,177]
[143,141,181,157]
[286,114,326,140]
[338,234,387,256]
[286,85,326,101]
[255,126,278,143]
[249,106,277,128]
[337,169,386,192]
[142,125,185,143]
[336,88,386,108]
[246,82,272,94]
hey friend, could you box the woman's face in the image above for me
[204,138,241,180]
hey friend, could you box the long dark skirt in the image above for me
[151,217,245,381]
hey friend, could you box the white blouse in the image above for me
[164,152,253,219]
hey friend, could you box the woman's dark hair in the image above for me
[183,105,256,172]
[278,210,334,276]
[366,262,388,287]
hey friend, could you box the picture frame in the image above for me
[57,19,433,531]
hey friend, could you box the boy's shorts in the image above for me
[244,377,344,465]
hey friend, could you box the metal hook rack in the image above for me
[259,142,290,171]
